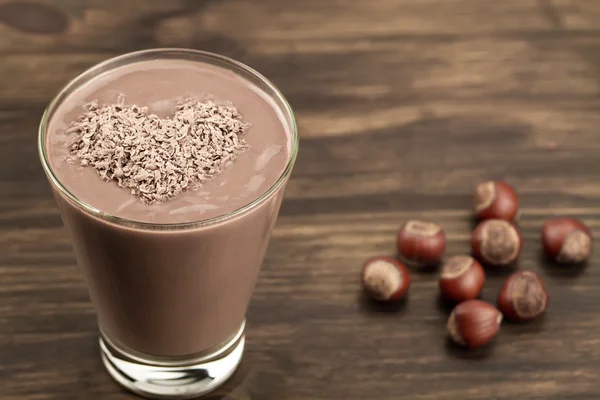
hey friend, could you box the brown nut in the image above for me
[397,220,446,266]
[361,256,411,302]
[497,271,549,322]
[474,181,519,222]
[472,219,522,266]
[439,255,485,303]
[542,217,592,264]
[447,300,502,348]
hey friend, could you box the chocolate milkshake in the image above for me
[38,49,297,398]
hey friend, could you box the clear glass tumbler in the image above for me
[37,49,298,399]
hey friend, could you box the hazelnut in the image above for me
[542,217,592,264]
[361,256,411,302]
[473,180,519,222]
[472,219,522,266]
[447,300,502,348]
[497,271,549,322]
[397,220,446,266]
[439,255,485,303]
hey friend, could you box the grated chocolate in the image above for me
[64,95,250,204]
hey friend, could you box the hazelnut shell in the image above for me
[439,255,485,303]
[542,217,592,264]
[471,219,522,266]
[361,256,411,302]
[397,220,446,265]
[474,181,519,222]
[448,299,502,348]
[497,271,549,322]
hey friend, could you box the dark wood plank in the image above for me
[2,0,600,399]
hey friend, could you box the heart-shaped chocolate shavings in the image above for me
[64,95,250,205]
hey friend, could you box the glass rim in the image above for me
[37,48,299,230]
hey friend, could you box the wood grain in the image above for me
[2,0,600,398]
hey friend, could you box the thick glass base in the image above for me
[99,322,245,399]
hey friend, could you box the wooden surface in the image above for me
[2,0,600,399]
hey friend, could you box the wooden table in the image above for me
[2,1,600,399]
